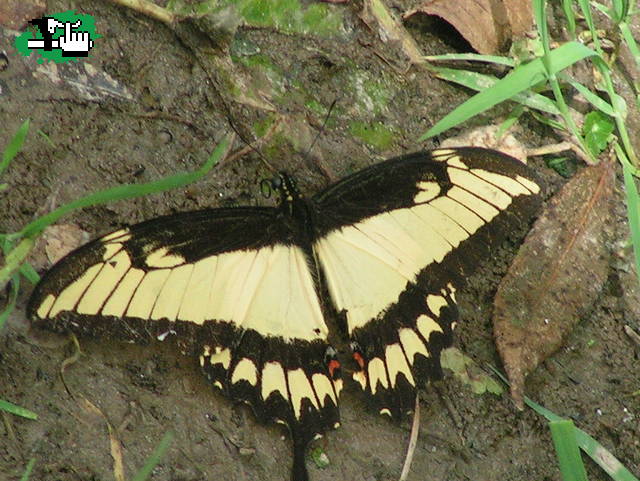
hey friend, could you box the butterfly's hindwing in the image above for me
[198,322,341,433]
[350,282,457,417]
[312,147,541,415]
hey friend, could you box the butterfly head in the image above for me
[269,172,301,205]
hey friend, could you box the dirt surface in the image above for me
[1,1,639,481]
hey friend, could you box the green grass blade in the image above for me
[420,42,598,139]
[619,146,640,283]
[131,431,174,481]
[0,398,38,420]
[19,135,232,240]
[0,236,33,291]
[496,104,526,137]
[611,0,631,23]
[576,0,600,51]
[1,119,30,177]
[488,366,639,481]
[533,0,550,66]
[528,397,639,481]
[591,2,612,18]
[550,420,589,481]
[19,458,36,481]
[573,431,638,481]
[0,273,20,330]
[423,53,515,67]
[36,129,56,148]
[20,261,40,285]
[619,21,640,67]
[429,67,560,114]
[530,110,566,131]
[567,79,615,116]
[560,0,577,38]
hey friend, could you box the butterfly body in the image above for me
[28,147,541,481]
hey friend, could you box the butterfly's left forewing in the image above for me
[312,148,541,417]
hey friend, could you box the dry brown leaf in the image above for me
[43,224,91,264]
[108,422,126,481]
[404,0,533,54]
[493,159,615,408]
[439,126,529,164]
[28,224,90,273]
[502,0,535,41]
[78,397,126,481]
[361,0,425,67]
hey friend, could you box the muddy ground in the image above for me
[1,1,639,481]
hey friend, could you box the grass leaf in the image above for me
[1,119,30,177]
[429,67,560,115]
[19,135,232,240]
[19,458,36,481]
[131,431,174,481]
[567,79,615,116]
[620,147,640,284]
[0,398,38,420]
[420,42,598,139]
[0,274,20,330]
[423,53,515,67]
[550,420,589,481]
[488,366,639,481]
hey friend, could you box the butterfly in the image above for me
[28,147,541,480]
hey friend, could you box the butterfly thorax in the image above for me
[271,172,317,246]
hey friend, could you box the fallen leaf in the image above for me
[404,0,534,54]
[441,347,504,396]
[108,422,126,481]
[78,397,126,481]
[27,223,90,274]
[439,125,529,164]
[501,0,535,44]
[34,61,134,102]
[43,224,90,265]
[493,159,615,408]
[361,0,425,67]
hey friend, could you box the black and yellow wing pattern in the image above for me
[312,148,540,418]
[28,147,541,481]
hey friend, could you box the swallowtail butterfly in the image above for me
[29,147,541,480]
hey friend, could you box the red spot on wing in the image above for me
[352,351,365,369]
[328,359,341,378]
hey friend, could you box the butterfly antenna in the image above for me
[222,114,279,172]
[306,98,337,157]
